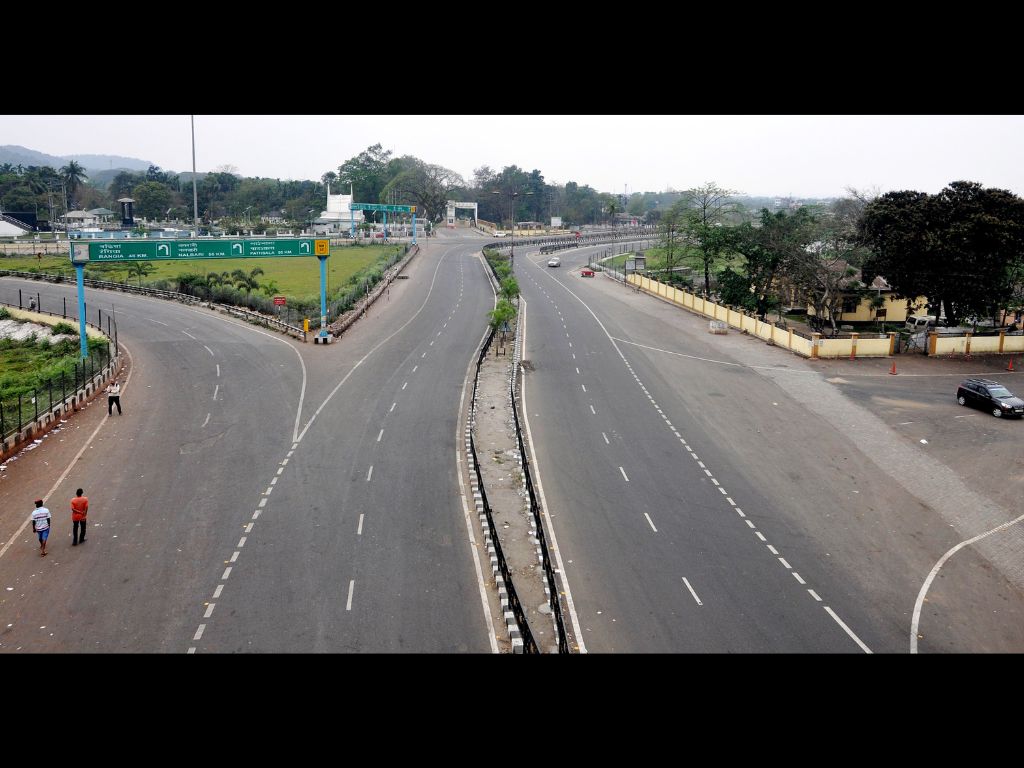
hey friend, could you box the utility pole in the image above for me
[191,115,199,234]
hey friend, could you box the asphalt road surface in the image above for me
[0,235,498,652]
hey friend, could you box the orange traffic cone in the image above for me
[1009,358,1015,371]
[889,360,897,375]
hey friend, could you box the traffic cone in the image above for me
[1009,358,1015,371]
[889,360,897,375]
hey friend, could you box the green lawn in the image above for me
[0,245,401,301]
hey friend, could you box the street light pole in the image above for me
[191,115,199,235]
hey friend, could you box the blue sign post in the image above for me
[73,243,88,359]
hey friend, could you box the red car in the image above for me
[580,269,595,277]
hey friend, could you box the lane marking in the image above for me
[204,604,215,618]
[767,544,779,555]
[644,513,658,533]
[229,551,239,563]
[222,567,232,579]
[412,365,418,373]
[793,572,806,585]
[377,429,383,442]
[402,381,408,390]
[755,531,766,541]
[258,498,267,508]
[910,509,1024,653]
[602,432,609,444]
[244,523,253,533]
[216,364,220,377]
[824,606,872,653]
[346,580,355,611]
[276,466,284,475]
[589,405,596,414]
[203,345,214,356]
[779,557,792,569]
[581,384,587,392]
[703,469,713,477]
[213,585,223,599]
[193,625,205,641]
[576,367,580,374]
[286,451,293,458]
[150,318,168,326]
[212,384,219,400]
[736,508,746,517]
[182,330,196,340]
[390,402,396,412]
[357,513,364,535]
[619,466,629,482]
[422,352,426,358]
[202,413,210,427]
[682,577,703,606]
[367,465,373,482]
[726,497,736,506]
[238,537,247,548]
[808,589,822,602]
[745,519,755,528]
[264,486,273,495]
[270,477,277,485]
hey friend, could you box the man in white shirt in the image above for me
[107,380,122,415]
[31,499,51,557]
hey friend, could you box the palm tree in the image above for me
[231,266,264,293]
[127,261,155,286]
[60,160,88,210]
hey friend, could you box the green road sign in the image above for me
[76,238,327,262]
[349,203,415,213]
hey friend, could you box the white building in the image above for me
[313,185,364,234]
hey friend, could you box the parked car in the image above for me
[580,268,594,277]
[493,231,507,238]
[956,378,1024,418]
[547,257,561,267]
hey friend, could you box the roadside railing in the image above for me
[469,326,538,653]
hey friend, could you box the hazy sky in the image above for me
[4,115,1023,199]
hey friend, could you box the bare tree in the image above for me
[681,182,739,295]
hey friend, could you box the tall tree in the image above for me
[337,144,392,202]
[60,160,88,209]
[682,182,739,295]
[732,207,817,319]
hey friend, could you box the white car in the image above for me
[547,257,561,267]
[493,231,507,238]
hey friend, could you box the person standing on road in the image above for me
[31,499,51,557]
[71,488,88,545]
[107,379,121,415]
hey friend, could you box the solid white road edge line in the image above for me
[683,577,703,606]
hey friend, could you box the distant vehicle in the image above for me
[956,378,1024,418]
[905,314,942,331]
[493,232,507,238]
[374,232,385,239]
[547,257,561,267]
[580,268,594,277]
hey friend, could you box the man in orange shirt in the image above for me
[71,488,88,546]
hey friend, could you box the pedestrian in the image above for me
[71,488,88,545]
[28,296,36,311]
[107,379,122,415]
[31,499,51,557]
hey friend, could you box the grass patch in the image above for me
[0,335,108,403]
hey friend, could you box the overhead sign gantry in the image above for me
[348,203,417,243]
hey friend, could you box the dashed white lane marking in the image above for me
[430,340,434,346]
[808,589,822,602]
[390,402,396,413]
[182,330,197,340]
[412,365,418,373]
[437,331,442,336]
[576,367,580,374]
[222,567,232,580]
[202,413,210,428]
[229,551,239,563]
[824,606,872,653]
[270,477,277,486]
[644,513,658,533]
[718,487,728,495]
[581,384,587,392]
[703,469,713,477]
[377,429,383,442]
[281,458,289,466]
[212,384,219,400]
[735,508,746,518]
[204,604,215,618]
[568,342,572,347]
[745,520,755,529]
[422,352,426,358]
[150,318,168,326]
[589,405,596,414]
[187,647,197,654]
[238,537,247,548]
[216,364,220,377]
[357,514,364,535]
[602,432,609,444]
[213,584,223,599]
[682,577,703,606]
[726,497,736,506]
[366,465,374,481]
[402,381,408,390]
[346,580,355,611]
[204,345,214,356]
[779,558,792,569]
[244,523,253,533]
[767,544,779,555]
[193,625,205,641]
[292,443,298,450]
[572,353,576,359]
[443,323,447,328]
[792,572,806,585]
[258,498,267,508]
[264,486,273,495]
[619,467,629,481]
[276,467,284,475]
[711,478,720,486]
[286,451,293,458]
[755,532,766,542]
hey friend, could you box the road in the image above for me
[0,233,499,652]
[516,245,1024,652]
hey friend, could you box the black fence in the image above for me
[1,335,113,442]
[469,326,538,653]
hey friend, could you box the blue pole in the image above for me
[383,211,387,241]
[350,208,355,240]
[318,255,328,337]
[76,262,88,359]
[412,213,417,245]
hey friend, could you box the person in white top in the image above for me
[31,499,51,557]
[107,380,122,415]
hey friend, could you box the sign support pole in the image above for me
[350,209,355,240]
[76,261,88,359]
[412,212,416,245]
[318,255,328,338]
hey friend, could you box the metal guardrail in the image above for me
[469,326,538,653]
[0,269,307,341]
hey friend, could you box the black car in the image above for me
[956,378,1024,418]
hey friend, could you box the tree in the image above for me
[337,144,392,202]
[681,182,739,295]
[380,158,464,222]
[127,261,155,286]
[131,181,173,220]
[60,160,88,209]
[659,199,689,281]
[731,207,817,319]
[231,267,264,294]
[500,276,519,303]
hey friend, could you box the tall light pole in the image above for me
[493,189,532,270]
[191,115,199,235]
